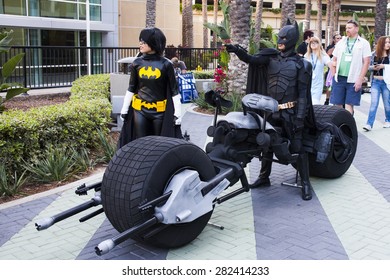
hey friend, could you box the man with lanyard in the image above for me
[330,19,371,115]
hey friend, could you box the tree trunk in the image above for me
[316,0,322,38]
[374,0,387,42]
[202,0,209,48]
[253,0,263,48]
[213,0,218,48]
[182,0,194,47]
[325,0,334,47]
[228,0,251,94]
[145,0,156,28]
[281,0,296,27]
[304,0,312,31]
[334,0,340,33]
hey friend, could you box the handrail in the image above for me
[0,46,218,89]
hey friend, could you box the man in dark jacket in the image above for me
[297,29,314,56]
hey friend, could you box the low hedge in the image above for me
[0,74,112,173]
[71,73,111,100]
[192,70,214,79]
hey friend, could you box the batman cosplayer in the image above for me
[226,20,315,200]
[118,27,181,148]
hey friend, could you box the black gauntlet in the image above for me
[225,44,239,53]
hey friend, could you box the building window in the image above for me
[79,0,101,21]
[40,1,78,19]
[0,0,101,21]
[0,0,26,15]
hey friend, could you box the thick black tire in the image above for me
[101,136,216,248]
[309,105,358,178]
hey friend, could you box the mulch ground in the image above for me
[2,92,71,111]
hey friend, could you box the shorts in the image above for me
[330,76,361,106]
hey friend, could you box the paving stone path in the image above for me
[1,94,390,260]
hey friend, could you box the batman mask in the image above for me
[277,19,299,54]
[139,27,166,56]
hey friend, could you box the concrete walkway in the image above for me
[1,93,390,261]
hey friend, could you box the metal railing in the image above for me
[1,46,219,89]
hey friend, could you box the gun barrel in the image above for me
[76,181,102,195]
[35,192,102,231]
[95,213,163,255]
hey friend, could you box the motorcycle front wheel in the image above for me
[101,136,216,248]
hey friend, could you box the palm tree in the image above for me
[304,0,312,31]
[281,0,296,27]
[182,0,194,47]
[213,0,219,48]
[374,0,387,42]
[325,0,334,47]
[253,0,263,48]
[316,0,322,38]
[145,0,156,27]
[228,0,251,94]
[334,0,341,33]
[202,0,209,48]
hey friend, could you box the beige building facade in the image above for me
[119,0,384,48]
[118,0,182,47]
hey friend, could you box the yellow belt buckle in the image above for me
[156,100,166,112]
[132,95,142,110]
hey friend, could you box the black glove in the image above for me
[225,44,239,53]
[120,114,128,122]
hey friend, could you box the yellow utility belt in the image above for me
[132,95,167,112]
[278,101,296,110]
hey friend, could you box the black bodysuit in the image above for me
[118,54,178,148]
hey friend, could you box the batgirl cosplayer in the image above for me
[118,27,181,148]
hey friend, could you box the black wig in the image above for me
[139,27,166,56]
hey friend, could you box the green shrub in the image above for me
[0,98,111,172]
[71,74,111,100]
[23,146,77,183]
[71,146,98,174]
[0,162,26,197]
[0,74,112,189]
[96,128,116,163]
[192,70,214,79]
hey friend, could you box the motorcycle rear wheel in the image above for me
[309,105,358,178]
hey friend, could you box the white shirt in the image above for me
[333,35,371,83]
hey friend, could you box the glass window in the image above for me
[0,0,26,15]
[40,0,77,19]
[79,0,102,4]
[79,1,101,21]
[90,5,101,21]
[29,0,39,16]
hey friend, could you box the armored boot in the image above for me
[250,151,272,188]
[272,141,298,164]
[297,153,312,200]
